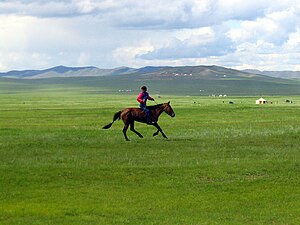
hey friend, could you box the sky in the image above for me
[1,0,300,71]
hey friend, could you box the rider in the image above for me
[137,86,155,124]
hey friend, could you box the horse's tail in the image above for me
[102,111,121,129]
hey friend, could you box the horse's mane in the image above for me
[147,103,164,110]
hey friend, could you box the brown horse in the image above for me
[102,102,175,141]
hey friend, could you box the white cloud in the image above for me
[230,8,299,46]
[113,41,154,66]
[138,26,235,59]
[1,0,300,71]
[0,0,290,28]
[77,52,90,65]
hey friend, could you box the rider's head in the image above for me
[141,86,147,92]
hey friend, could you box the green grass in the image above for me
[0,85,299,224]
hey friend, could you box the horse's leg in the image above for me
[153,123,168,139]
[130,121,143,138]
[123,123,130,141]
[153,129,159,136]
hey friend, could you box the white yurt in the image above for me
[256,97,268,104]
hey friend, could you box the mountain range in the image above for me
[243,69,300,79]
[0,65,299,80]
[1,65,299,96]
[0,65,166,79]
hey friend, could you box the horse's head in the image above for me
[163,101,175,117]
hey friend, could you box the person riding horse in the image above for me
[102,88,175,141]
[137,86,155,124]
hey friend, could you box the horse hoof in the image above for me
[153,133,158,136]
[126,139,130,141]
[139,135,143,138]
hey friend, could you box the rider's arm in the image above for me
[147,95,154,101]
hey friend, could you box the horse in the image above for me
[102,102,175,141]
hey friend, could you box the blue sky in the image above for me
[1,0,300,71]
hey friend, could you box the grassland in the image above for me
[0,71,300,96]
[0,82,299,224]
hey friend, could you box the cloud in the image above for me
[0,0,292,28]
[0,1,75,18]
[229,8,300,46]
[77,52,91,65]
[138,26,235,59]
[1,0,300,71]
[0,14,116,70]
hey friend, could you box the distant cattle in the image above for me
[229,101,234,104]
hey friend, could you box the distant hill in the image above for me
[0,65,131,79]
[243,69,300,79]
[1,65,298,80]
[1,65,299,96]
